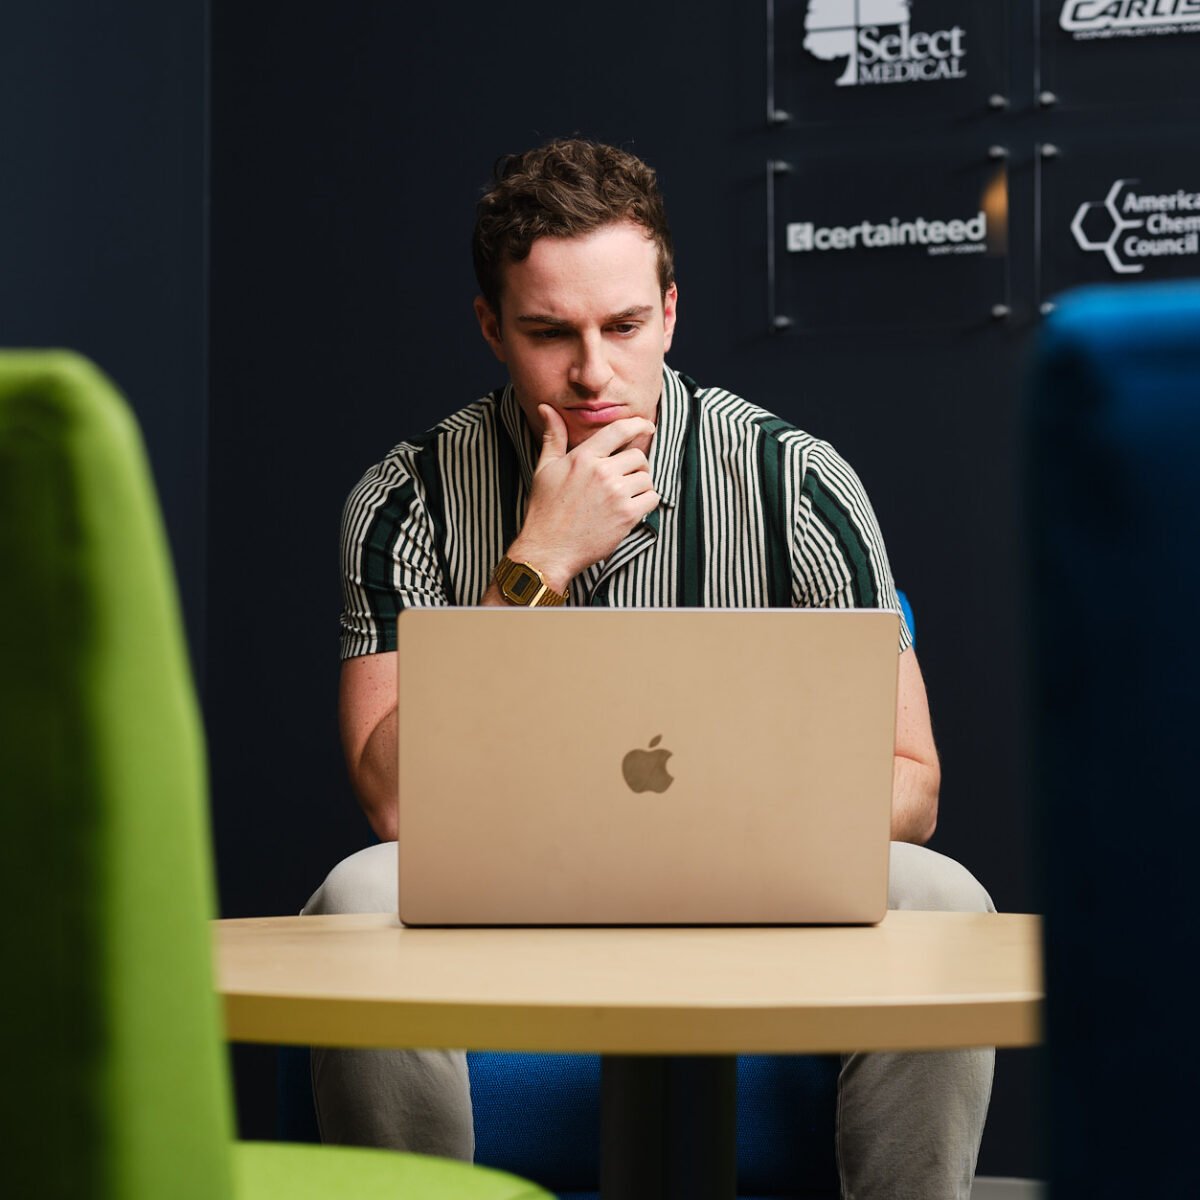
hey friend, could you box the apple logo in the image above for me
[622,734,674,793]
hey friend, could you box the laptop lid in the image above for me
[397,608,898,926]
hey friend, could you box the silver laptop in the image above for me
[397,608,898,926]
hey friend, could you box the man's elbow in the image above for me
[894,755,940,845]
[915,799,938,845]
[342,705,400,842]
[350,769,398,842]
[362,794,398,843]
[914,762,940,844]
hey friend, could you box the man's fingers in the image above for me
[537,404,569,462]
[576,416,656,458]
[607,447,651,477]
[632,488,660,519]
[625,470,656,497]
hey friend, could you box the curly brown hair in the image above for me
[472,138,675,314]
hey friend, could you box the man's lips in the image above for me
[567,403,624,424]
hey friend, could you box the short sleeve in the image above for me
[792,439,913,654]
[339,452,449,659]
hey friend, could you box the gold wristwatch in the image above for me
[492,556,568,607]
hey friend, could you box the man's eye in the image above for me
[532,329,563,340]
[610,323,640,336]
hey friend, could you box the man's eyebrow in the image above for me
[515,313,570,326]
[515,305,654,326]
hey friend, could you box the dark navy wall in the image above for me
[1,3,210,667]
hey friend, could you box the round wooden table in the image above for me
[214,910,1042,1199]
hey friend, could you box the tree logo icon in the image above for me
[804,1,915,86]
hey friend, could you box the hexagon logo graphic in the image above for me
[1070,180,1144,275]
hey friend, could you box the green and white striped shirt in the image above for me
[340,366,909,659]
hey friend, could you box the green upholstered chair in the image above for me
[0,350,550,1200]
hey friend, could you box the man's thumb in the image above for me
[538,405,568,459]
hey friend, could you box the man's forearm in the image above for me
[891,754,939,844]
[352,707,399,841]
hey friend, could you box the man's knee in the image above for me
[311,1046,473,1157]
[887,842,995,914]
[302,842,398,915]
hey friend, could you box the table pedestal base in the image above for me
[601,1055,736,1200]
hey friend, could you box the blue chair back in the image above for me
[1029,281,1200,1198]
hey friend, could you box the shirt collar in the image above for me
[497,365,690,509]
[646,365,688,510]
[498,384,540,495]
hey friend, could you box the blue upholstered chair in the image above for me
[1029,280,1200,1198]
[280,594,916,1200]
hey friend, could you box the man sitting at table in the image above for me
[302,137,995,1200]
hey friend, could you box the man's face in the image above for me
[474,220,678,453]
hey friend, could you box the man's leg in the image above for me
[835,842,996,1200]
[301,843,474,1159]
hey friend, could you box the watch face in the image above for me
[504,564,542,604]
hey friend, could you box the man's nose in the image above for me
[569,332,614,394]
